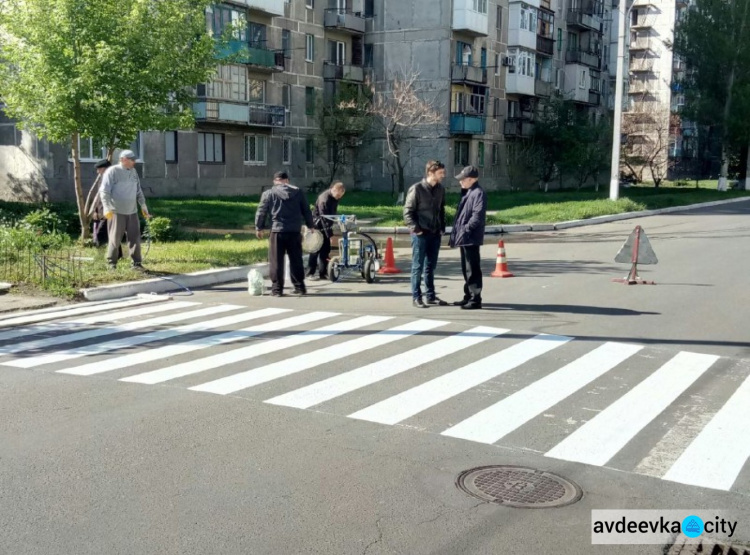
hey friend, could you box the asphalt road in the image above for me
[1,200,750,555]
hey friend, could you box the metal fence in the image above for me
[0,246,86,289]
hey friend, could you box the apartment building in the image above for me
[1,0,629,202]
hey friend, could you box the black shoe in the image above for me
[461,303,482,310]
[426,297,448,306]
[107,264,117,272]
[271,291,284,297]
[413,298,429,308]
[290,289,307,296]
[131,264,146,272]
[453,299,470,306]
[307,275,321,282]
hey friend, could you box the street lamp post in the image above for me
[609,0,629,201]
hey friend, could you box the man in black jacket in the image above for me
[256,171,314,296]
[448,165,487,310]
[307,181,346,280]
[404,160,447,308]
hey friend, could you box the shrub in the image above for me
[21,208,65,234]
[146,216,179,242]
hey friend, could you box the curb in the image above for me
[80,262,270,302]
[358,196,750,235]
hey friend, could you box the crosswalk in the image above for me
[1,298,748,493]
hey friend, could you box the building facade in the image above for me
[1,0,627,202]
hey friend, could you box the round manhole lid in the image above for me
[456,465,582,509]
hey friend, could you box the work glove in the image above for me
[105,211,114,220]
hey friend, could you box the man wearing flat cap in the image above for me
[448,165,487,310]
[100,150,150,270]
[87,159,120,256]
[255,171,314,296]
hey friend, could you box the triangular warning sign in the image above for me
[615,226,658,265]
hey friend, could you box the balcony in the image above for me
[535,79,552,97]
[631,16,653,28]
[630,57,655,73]
[506,73,536,96]
[324,9,366,34]
[504,118,535,138]
[248,103,286,127]
[566,10,601,32]
[216,40,285,71]
[633,0,658,7]
[537,35,554,56]
[451,64,488,84]
[509,27,538,50]
[565,49,601,68]
[450,113,486,135]
[630,37,656,52]
[231,0,285,16]
[452,0,489,36]
[588,90,601,105]
[323,62,365,82]
[194,100,285,127]
[628,81,651,94]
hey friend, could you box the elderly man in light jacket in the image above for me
[100,150,150,270]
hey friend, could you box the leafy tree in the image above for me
[0,0,217,239]
[315,83,372,185]
[673,0,750,189]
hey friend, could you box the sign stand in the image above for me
[613,225,657,285]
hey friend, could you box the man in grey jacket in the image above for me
[100,150,150,270]
[403,160,447,308]
[256,171,314,296]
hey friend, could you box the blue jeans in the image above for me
[411,233,441,301]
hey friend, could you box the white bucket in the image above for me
[247,269,264,296]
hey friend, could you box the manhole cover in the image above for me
[456,465,582,508]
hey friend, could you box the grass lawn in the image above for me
[149,182,750,230]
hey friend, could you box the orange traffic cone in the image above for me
[490,240,514,278]
[378,237,402,274]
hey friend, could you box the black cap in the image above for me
[273,171,289,180]
[455,165,479,180]
[95,159,112,169]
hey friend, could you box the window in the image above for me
[198,132,224,163]
[305,138,315,163]
[557,28,562,51]
[480,48,487,68]
[248,79,265,103]
[473,0,488,14]
[493,97,501,119]
[306,0,313,7]
[282,30,291,57]
[364,44,374,67]
[478,142,485,167]
[492,143,500,165]
[207,5,246,40]
[165,132,177,163]
[206,65,248,102]
[244,135,267,165]
[76,137,106,161]
[282,84,291,111]
[454,141,469,167]
[283,138,292,165]
[327,140,337,163]
[508,48,535,77]
[305,34,314,61]
[365,0,375,17]
[248,23,267,48]
[494,53,500,75]
[508,100,519,118]
[305,87,315,115]
[456,41,472,65]
[496,5,502,29]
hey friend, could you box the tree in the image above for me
[673,0,750,189]
[368,69,443,195]
[0,0,217,240]
[532,97,575,191]
[562,117,612,190]
[315,83,372,185]
[621,99,670,187]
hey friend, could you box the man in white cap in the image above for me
[100,149,150,270]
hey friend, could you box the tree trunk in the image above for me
[71,133,91,242]
[745,143,750,190]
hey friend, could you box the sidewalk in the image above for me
[0,293,61,315]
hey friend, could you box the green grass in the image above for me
[149,184,750,231]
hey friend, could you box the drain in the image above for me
[666,535,750,555]
[456,465,582,508]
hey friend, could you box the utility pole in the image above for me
[609,0,629,200]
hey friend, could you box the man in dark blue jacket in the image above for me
[256,171,314,296]
[448,166,487,310]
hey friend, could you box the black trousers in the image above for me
[307,232,332,277]
[460,245,483,305]
[269,232,306,294]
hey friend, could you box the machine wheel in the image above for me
[363,259,376,283]
[328,257,341,282]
